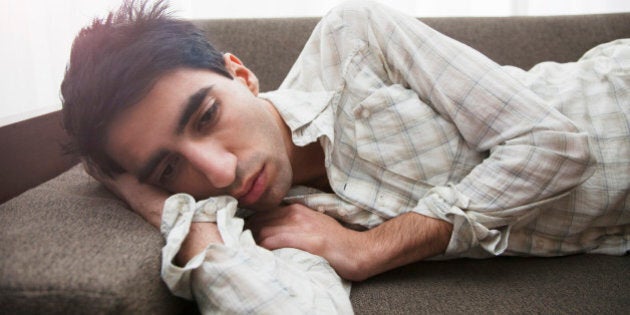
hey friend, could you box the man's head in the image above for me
[61,0,297,210]
[61,0,230,176]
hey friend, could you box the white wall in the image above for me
[0,0,126,126]
[1,0,629,126]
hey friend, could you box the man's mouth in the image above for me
[236,165,267,206]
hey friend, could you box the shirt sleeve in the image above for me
[322,1,595,257]
[160,194,352,314]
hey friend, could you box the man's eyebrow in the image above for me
[137,149,168,183]
[136,86,213,183]
[177,85,214,134]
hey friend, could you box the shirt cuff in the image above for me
[412,185,510,258]
[160,194,252,299]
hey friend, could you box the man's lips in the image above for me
[235,166,267,206]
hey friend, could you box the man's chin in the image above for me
[242,188,287,211]
[242,198,283,212]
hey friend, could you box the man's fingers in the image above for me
[257,229,323,255]
[81,157,110,182]
[245,204,302,230]
[247,215,290,243]
[255,225,292,249]
[81,158,97,177]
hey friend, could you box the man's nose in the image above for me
[181,141,237,189]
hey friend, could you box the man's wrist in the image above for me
[327,228,378,282]
[354,212,452,280]
[175,222,223,266]
[108,174,169,228]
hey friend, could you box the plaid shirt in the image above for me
[263,1,629,258]
[160,1,629,313]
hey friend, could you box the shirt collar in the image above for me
[260,89,335,146]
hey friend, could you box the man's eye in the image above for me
[159,157,179,184]
[197,102,219,130]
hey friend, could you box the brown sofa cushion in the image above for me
[2,166,628,313]
[351,255,630,313]
[0,165,196,314]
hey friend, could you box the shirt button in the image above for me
[357,107,371,119]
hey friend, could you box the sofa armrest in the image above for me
[0,111,77,203]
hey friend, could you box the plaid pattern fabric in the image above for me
[160,194,352,314]
[501,40,630,256]
[263,1,629,258]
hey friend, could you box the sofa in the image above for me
[1,11,629,314]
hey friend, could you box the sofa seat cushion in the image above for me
[0,165,196,314]
[2,165,629,314]
[351,254,629,313]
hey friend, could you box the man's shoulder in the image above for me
[326,0,383,16]
[322,0,390,27]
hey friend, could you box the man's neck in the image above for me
[291,141,331,192]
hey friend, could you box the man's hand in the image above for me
[247,204,366,280]
[247,204,453,281]
[83,159,167,227]
[82,160,223,266]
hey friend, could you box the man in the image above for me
[62,0,629,312]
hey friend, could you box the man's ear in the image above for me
[223,53,260,95]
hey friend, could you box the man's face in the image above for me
[105,55,294,211]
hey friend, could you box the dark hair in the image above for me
[61,0,231,176]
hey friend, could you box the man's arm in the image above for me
[251,0,592,278]
[248,204,451,281]
[84,164,353,312]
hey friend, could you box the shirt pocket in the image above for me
[353,84,458,184]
